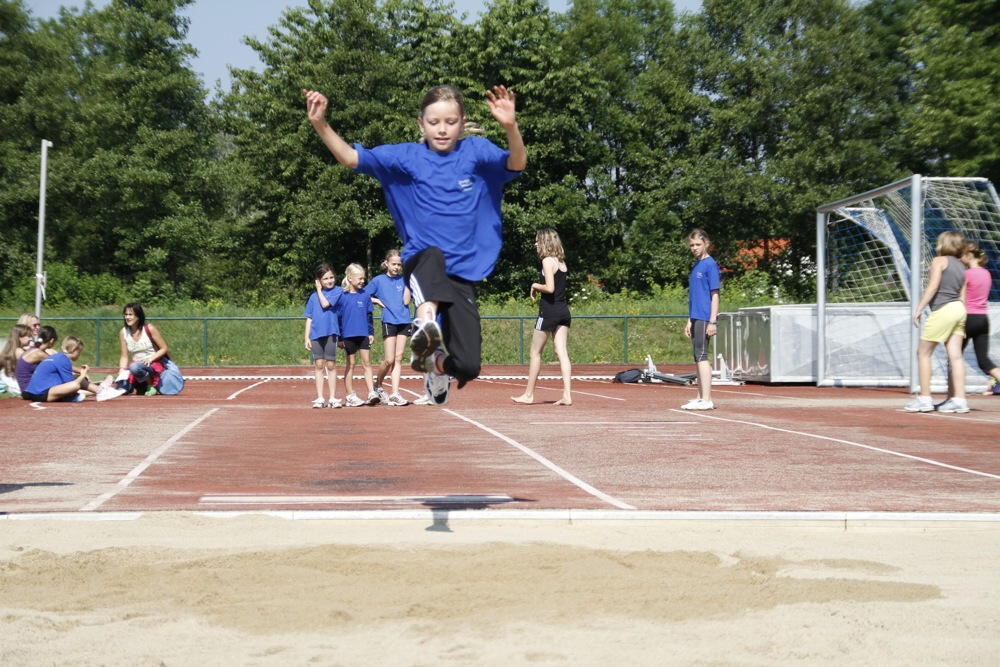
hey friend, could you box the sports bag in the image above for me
[145,324,184,395]
[612,368,645,383]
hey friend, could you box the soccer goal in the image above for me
[816,175,1000,391]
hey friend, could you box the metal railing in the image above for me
[2,314,690,367]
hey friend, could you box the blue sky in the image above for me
[26,1,703,90]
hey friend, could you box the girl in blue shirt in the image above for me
[368,249,412,406]
[304,83,526,406]
[304,263,343,408]
[683,229,721,411]
[22,336,91,403]
[337,263,377,407]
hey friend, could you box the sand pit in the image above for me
[1,514,998,664]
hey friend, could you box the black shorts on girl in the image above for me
[535,307,571,332]
[690,319,711,363]
[381,322,412,339]
[310,335,339,362]
[341,336,370,355]
[404,246,481,387]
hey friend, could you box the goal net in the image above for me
[816,176,1000,390]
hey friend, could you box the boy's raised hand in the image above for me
[486,85,517,128]
[303,89,329,124]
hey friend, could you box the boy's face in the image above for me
[418,100,464,154]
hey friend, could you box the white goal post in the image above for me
[816,175,1000,391]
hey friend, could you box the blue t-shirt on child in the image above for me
[688,256,721,322]
[366,274,410,325]
[304,287,343,339]
[354,136,522,282]
[337,290,374,338]
[26,352,74,394]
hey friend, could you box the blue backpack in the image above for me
[158,358,185,395]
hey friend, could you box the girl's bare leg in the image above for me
[314,359,325,400]
[552,325,572,405]
[917,340,936,397]
[360,349,375,394]
[46,377,86,402]
[945,333,966,400]
[512,329,549,404]
[325,359,337,401]
[376,336,395,389]
[391,334,406,394]
[343,355,355,396]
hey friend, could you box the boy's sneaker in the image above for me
[311,397,326,409]
[413,393,433,405]
[344,393,365,407]
[424,350,451,405]
[376,386,390,403]
[410,318,443,372]
[386,393,408,406]
[144,386,158,396]
[328,397,343,409]
[681,399,715,410]
[991,379,1000,395]
[367,390,381,405]
[936,398,970,414]
[903,396,934,412]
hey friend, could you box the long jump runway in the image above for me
[2,365,999,516]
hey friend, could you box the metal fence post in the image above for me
[95,317,102,366]
[518,317,525,364]
[202,318,209,366]
[622,316,629,363]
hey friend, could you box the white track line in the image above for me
[674,409,1000,480]
[443,408,636,510]
[80,408,220,512]
[29,402,45,410]
[198,494,514,505]
[226,379,270,401]
[482,378,624,401]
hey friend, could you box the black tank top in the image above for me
[540,268,568,306]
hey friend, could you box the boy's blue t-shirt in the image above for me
[366,274,410,325]
[354,136,522,281]
[337,290,374,338]
[26,352,74,394]
[304,287,343,339]
[688,256,721,321]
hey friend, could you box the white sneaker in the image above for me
[424,350,451,405]
[367,390,381,405]
[903,397,934,413]
[311,397,326,409]
[386,393,408,406]
[328,397,343,409]
[96,386,127,402]
[375,386,389,403]
[410,318,443,372]
[682,397,702,408]
[936,398,970,414]
[344,393,365,407]
[681,399,715,410]
[413,393,433,405]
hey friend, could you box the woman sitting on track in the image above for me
[21,336,92,403]
[118,302,171,396]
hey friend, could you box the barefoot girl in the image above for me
[512,228,572,405]
[304,83,526,405]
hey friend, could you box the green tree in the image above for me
[2,0,219,304]
[901,0,1000,185]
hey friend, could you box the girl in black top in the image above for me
[512,228,572,406]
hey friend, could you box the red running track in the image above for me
[2,365,998,515]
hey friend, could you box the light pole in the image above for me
[35,139,53,319]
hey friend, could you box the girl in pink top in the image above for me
[962,242,1000,393]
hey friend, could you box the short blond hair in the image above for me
[935,231,965,257]
[62,336,83,354]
